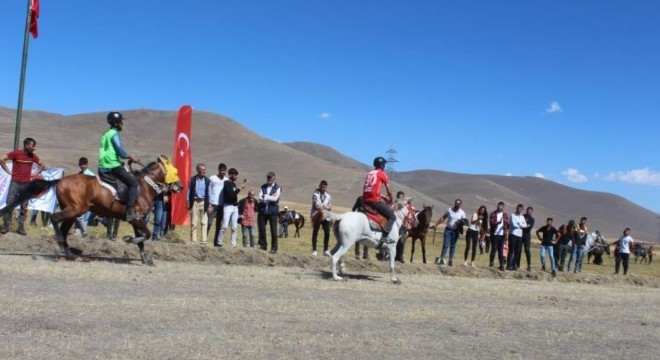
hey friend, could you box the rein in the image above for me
[134,161,169,194]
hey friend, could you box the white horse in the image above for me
[319,206,409,284]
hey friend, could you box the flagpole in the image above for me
[14,0,33,150]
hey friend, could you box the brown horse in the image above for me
[408,205,433,264]
[2,156,181,265]
[278,210,305,238]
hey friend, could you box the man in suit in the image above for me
[187,163,210,245]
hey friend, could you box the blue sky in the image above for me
[1,1,658,212]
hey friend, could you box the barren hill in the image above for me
[0,106,657,242]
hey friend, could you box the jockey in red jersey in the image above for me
[362,156,396,244]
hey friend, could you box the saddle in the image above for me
[356,204,388,232]
[98,171,138,204]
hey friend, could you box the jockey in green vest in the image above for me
[99,111,141,221]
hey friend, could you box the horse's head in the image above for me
[141,156,183,193]
[417,205,433,225]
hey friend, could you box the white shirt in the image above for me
[468,212,482,232]
[618,235,634,254]
[311,190,331,217]
[493,212,505,236]
[510,213,527,237]
[445,207,466,229]
[208,175,228,206]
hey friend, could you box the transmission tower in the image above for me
[385,147,399,172]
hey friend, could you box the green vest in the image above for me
[99,128,122,169]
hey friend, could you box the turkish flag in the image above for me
[170,105,192,226]
[29,0,40,39]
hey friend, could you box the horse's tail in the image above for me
[298,215,305,229]
[0,179,60,215]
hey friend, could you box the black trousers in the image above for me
[2,181,30,229]
[615,252,630,274]
[364,200,395,234]
[110,166,138,208]
[521,233,532,268]
[258,213,279,251]
[207,204,224,244]
[489,235,506,267]
[507,235,523,270]
[312,220,331,252]
[464,229,479,262]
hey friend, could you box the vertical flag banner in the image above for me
[29,0,40,39]
[171,105,192,226]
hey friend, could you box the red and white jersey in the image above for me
[362,169,389,202]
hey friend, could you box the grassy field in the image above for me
[15,201,659,279]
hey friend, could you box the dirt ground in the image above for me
[1,234,659,359]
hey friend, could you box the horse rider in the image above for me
[362,156,396,244]
[98,111,141,221]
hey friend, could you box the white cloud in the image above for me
[504,172,512,176]
[605,168,660,186]
[318,112,331,120]
[562,168,588,183]
[533,173,545,179]
[547,101,563,113]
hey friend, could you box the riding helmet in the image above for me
[373,156,387,168]
[107,111,124,127]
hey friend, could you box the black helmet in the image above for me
[107,111,124,127]
[373,156,387,168]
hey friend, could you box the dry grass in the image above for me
[1,203,659,359]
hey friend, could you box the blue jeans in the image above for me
[574,247,586,272]
[540,245,556,271]
[567,247,577,271]
[440,228,459,261]
[242,225,255,247]
[152,196,165,240]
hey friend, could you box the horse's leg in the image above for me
[331,244,350,281]
[421,237,427,264]
[387,243,401,284]
[410,238,416,263]
[131,221,154,266]
[58,219,77,259]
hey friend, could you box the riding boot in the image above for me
[126,207,141,222]
[380,232,396,245]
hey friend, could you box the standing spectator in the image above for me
[258,171,281,254]
[557,220,577,272]
[536,217,559,277]
[573,227,588,273]
[151,191,170,241]
[216,168,246,247]
[362,157,395,244]
[74,157,95,237]
[207,163,227,246]
[568,217,588,271]
[0,137,45,235]
[464,205,487,267]
[521,206,535,271]
[311,180,332,257]
[433,199,466,266]
[612,228,634,275]
[489,201,510,271]
[280,206,292,238]
[238,190,258,247]
[187,163,210,246]
[507,204,527,271]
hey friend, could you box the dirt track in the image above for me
[1,235,659,359]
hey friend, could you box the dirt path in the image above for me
[1,252,659,360]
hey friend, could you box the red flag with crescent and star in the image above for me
[170,105,192,226]
[29,0,40,39]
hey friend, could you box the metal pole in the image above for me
[14,0,33,150]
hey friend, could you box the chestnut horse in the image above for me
[408,205,433,264]
[1,156,181,265]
